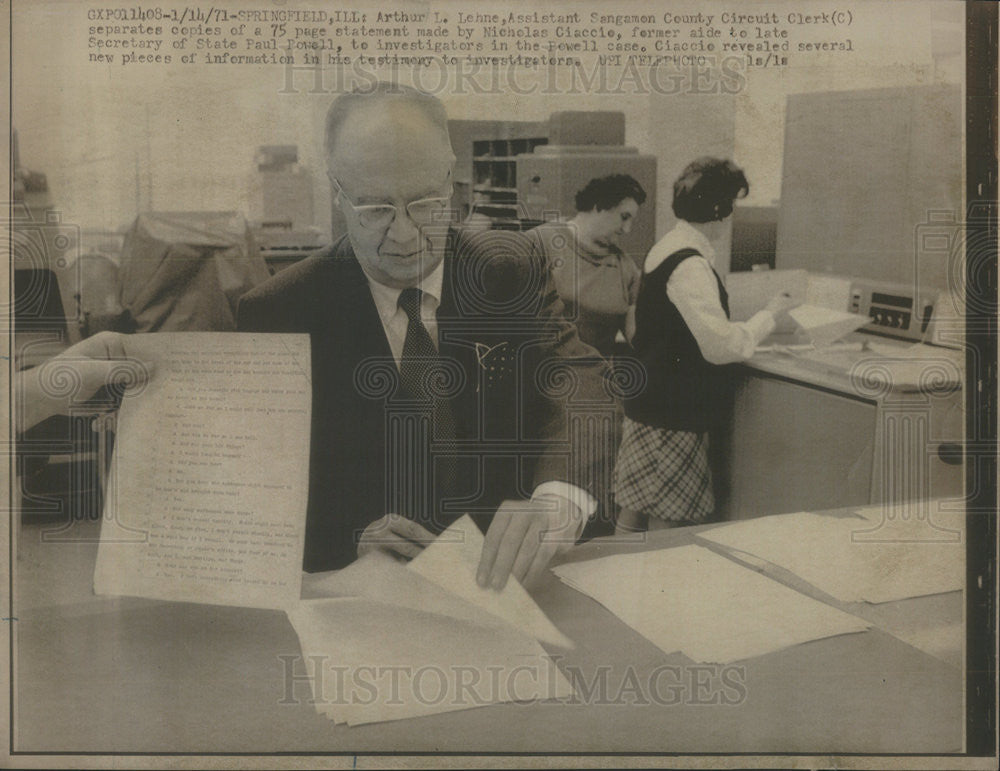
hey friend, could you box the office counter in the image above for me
[719,340,965,520]
[12,509,962,755]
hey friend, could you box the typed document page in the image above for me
[94,332,311,610]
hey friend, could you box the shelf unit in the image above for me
[448,120,548,223]
[471,138,548,216]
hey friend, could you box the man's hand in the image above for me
[477,495,584,591]
[356,513,436,562]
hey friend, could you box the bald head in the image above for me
[328,100,454,194]
[324,83,452,159]
[324,84,456,289]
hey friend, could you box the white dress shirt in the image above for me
[362,262,595,526]
[645,220,776,364]
[364,261,445,364]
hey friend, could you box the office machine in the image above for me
[720,82,965,521]
[721,274,964,522]
[847,278,943,344]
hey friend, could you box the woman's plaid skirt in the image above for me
[612,417,714,523]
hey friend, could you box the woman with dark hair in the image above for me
[614,157,797,532]
[526,174,647,357]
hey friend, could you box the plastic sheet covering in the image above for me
[117,211,270,332]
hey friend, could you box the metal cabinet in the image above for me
[721,375,876,520]
[720,372,964,521]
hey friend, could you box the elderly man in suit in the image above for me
[238,84,612,589]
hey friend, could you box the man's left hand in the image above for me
[476,495,584,591]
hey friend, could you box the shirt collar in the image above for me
[365,259,445,326]
[674,219,716,267]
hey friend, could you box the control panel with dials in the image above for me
[848,280,939,343]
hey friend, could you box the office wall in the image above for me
[647,92,737,278]
[776,84,962,290]
[12,3,962,242]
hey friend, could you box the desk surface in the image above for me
[11,510,963,755]
[743,333,965,398]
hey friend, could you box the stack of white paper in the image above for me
[696,507,964,604]
[553,545,869,663]
[789,304,869,346]
[288,516,574,725]
[301,549,507,630]
[287,598,573,726]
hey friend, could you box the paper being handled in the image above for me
[301,515,574,649]
[289,516,576,725]
[407,515,575,649]
[788,304,869,347]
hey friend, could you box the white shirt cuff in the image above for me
[531,482,595,540]
[746,310,777,344]
[532,481,596,516]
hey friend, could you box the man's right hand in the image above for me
[356,514,436,561]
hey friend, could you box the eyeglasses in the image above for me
[330,175,456,231]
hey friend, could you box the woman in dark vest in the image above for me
[613,158,797,532]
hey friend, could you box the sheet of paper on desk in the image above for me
[853,500,965,532]
[287,598,574,726]
[407,515,574,648]
[553,545,869,663]
[789,304,869,346]
[696,507,965,604]
[94,332,311,611]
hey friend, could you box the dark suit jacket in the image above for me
[237,234,614,572]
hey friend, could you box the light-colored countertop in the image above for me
[741,332,965,398]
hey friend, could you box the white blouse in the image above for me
[645,220,775,364]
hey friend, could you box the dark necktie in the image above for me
[395,287,459,531]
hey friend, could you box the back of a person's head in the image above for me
[324,83,450,157]
[575,174,647,213]
[671,158,748,223]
